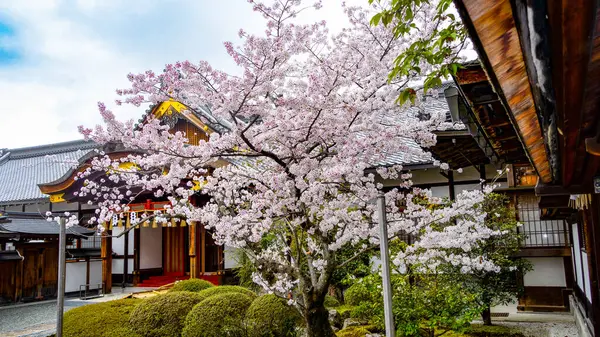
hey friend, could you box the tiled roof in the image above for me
[0,140,97,204]
[0,217,95,236]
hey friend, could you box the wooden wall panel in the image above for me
[163,227,185,276]
[0,261,18,303]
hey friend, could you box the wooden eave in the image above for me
[454,0,554,183]
[430,132,490,169]
[454,64,529,165]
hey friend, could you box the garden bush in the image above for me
[129,291,205,337]
[63,298,142,337]
[195,285,256,302]
[182,292,254,337]
[245,294,302,337]
[344,282,371,306]
[325,294,341,307]
[169,278,215,293]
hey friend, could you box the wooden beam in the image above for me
[101,231,112,294]
[534,182,592,196]
[456,0,553,183]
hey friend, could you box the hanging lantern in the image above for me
[130,212,138,228]
[180,219,187,227]
[112,214,120,229]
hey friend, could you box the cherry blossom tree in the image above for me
[78,1,499,336]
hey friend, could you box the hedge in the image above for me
[245,294,302,337]
[169,278,215,293]
[63,298,142,337]
[129,291,205,337]
[195,285,256,302]
[182,292,254,337]
[344,283,371,306]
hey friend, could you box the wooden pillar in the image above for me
[36,248,45,300]
[15,248,23,302]
[189,222,198,278]
[201,227,206,274]
[85,257,90,292]
[122,230,129,288]
[479,164,486,188]
[101,231,112,294]
[133,227,140,286]
[448,170,455,200]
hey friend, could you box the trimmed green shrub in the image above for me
[344,283,371,306]
[245,294,302,337]
[325,295,341,307]
[63,298,142,337]
[129,291,205,337]
[169,278,215,293]
[182,292,254,337]
[195,285,256,302]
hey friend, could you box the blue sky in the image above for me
[0,0,358,148]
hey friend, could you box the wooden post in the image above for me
[122,230,129,288]
[36,248,45,300]
[189,222,197,278]
[101,231,112,294]
[133,227,140,286]
[15,247,24,302]
[201,227,206,274]
[448,170,455,200]
[85,257,90,293]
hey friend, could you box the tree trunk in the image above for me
[305,303,336,337]
[481,306,492,326]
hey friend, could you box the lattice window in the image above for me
[516,194,570,247]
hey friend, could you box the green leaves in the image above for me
[370,0,469,103]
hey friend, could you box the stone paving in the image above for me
[0,287,156,337]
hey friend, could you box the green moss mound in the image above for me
[325,295,341,307]
[169,278,215,293]
[344,283,371,306]
[182,292,254,337]
[336,325,376,337]
[63,298,142,337]
[245,294,302,337]
[195,285,256,302]
[129,291,205,337]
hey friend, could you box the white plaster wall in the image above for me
[572,223,584,291]
[112,258,134,274]
[65,260,102,293]
[410,169,448,185]
[224,246,239,269]
[140,227,162,269]
[112,227,134,256]
[523,257,566,287]
[455,166,480,181]
[430,186,450,198]
[582,253,593,303]
[455,183,481,195]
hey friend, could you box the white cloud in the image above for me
[0,0,364,149]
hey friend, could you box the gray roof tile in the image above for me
[0,140,97,204]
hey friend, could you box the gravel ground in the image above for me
[0,300,87,337]
[496,321,579,337]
